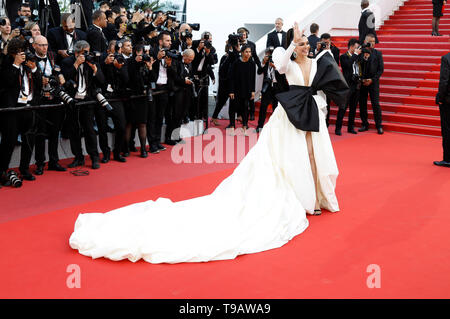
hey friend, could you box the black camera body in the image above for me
[180,30,193,42]
[163,48,181,60]
[25,50,37,63]
[114,54,125,64]
[228,33,243,47]
[83,51,101,64]
[47,75,76,106]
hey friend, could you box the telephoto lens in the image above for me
[7,171,22,188]
[96,92,113,111]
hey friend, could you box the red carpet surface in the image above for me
[1,130,449,299]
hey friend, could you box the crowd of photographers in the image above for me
[0,1,384,189]
[0,1,223,188]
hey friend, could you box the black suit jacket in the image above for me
[359,9,379,44]
[0,57,43,108]
[361,48,384,83]
[87,25,108,53]
[61,56,105,100]
[266,30,287,49]
[257,61,289,92]
[437,53,450,104]
[340,51,359,85]
[47,27,87,53]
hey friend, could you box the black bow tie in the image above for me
[37,56,47,63]
[277,31,283,34]
[66,32,74,37]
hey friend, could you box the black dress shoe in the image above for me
[255,127,263,133]
[150,145,160,154]
[34,164,45,175]
[101,151,110,163]
[164,139,178,146]
[433,160,450,167]
[348,129,358,134]
[48,162,67,172]
[358,126,369,132]
[123,152,130,157]
[335,129,342,136]
[377,127,384,135]
[157,144,166,151]
[20,170,36,181]
[91,159,100,169]
[140,150,148,158]
[113,153,127,162]
[68,158,85,168]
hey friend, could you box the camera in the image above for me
[317,41,328,52]
[114,54,125,64]
[25,50,37,62]
[180,30,193,42]
[83,51,101,64]
[95,89,113,111]
[188,23,200,31]
[166,11,177,21]
[0,18,7,26]
[163,48,181,60]
[145,82,156,102]
[47,75,76,106]
[7,171,22,188]
[141,53,152,62]
[228,33,243,47]
[203,35,213,50]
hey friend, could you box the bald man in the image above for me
[32,35,67,174]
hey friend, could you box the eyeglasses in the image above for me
[36,44,48,47]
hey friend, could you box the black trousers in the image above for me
[359,81,383,129]
[165,89,185,141]
[65,103,99,161]
[212,80,229,119]
[336,85,360,131]
[0,108,35,173]
[439,102,450,162]
[229,96,249,128]
[191,84,209,120]
[106,99,127,155]
[258,85,279,129]
[93,104,111,156]
[34,106,66,166]
[148,87,169,146]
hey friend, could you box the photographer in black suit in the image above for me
[0,37,42,184]
[32,35,67,175]
[191,31,217,122]
[432,0,447,36]
[266,18,286,49]
[61,39,105,169]
[335,38,361,135]
[434,52,450,167]
[47,13,87,65]
[358,0,379,45]
[358,33,384,134]
[256,46,288,133]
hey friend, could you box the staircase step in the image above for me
[334,41,449,50]
[384,61,439,71]
[380,93,436,106]
[378,29,450,35]
[332,35,450,43]
[380,77,439,88]
[329,108,441,127]
[383,69,440,80]
[383,55,441,63]
[380,85,438,97]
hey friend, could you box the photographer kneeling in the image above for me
[0,37,42,185]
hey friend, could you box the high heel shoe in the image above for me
[313,209,322,216]
[210,118,220,126]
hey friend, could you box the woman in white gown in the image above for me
[69,23,348,264]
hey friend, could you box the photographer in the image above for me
[228,44,255,134]
[171,23,193,52]
[32,35,67,174]
[255,46,288,133]
[164,49,195,145]
[61,40,105,169]
[358,33,384,134]
[0,37,42,185]
[191,31,217,122]
[47,13,87,65]
[1,16,21,56]
[87,10,108,54]
[147,30,172,154]
[11,2,32,29]
[335,38,361,135]
[98,38,129,163]
[126,43,156,158]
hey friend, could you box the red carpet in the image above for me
[1,131,450,299]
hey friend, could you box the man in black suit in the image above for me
[307,23,320,58]
[256,47,289,133]
[86,10,108,54]
[266,18,286,49]
[358,33,384,134]
[47,13,87,65]
[434,52,450,167]
[61,40,105,169]
[335,38,361,135]
[237,26,260,121]
[0,37,42,183]
[358,0,379,45]
[6,1,32,28]
[432,0,447,36]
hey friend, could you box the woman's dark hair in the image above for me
[285,28,294,48]
[240,44,252,56]
[133,43,144,55]
[7,37,26,56]
[114,15,126,29]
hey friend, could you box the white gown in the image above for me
[69,44,340,264]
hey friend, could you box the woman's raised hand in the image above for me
[293,22,305,44]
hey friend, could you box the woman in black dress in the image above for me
[432,0,447,36]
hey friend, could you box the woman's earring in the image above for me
[292,52,297,59]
